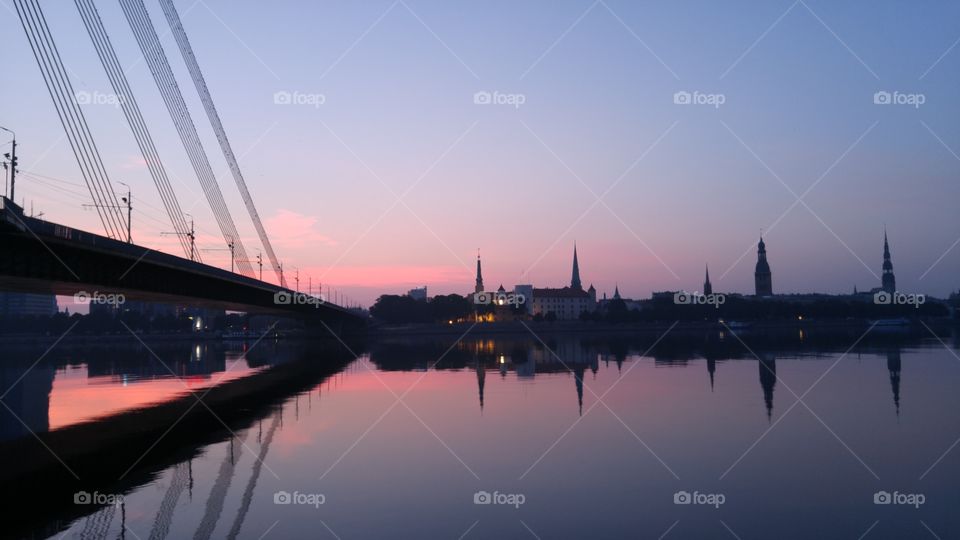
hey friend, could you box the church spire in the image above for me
[703,264,713,296]
[571,243,582,290]
[475,249,484,294]
[882,229,896,294]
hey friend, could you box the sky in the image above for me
[2,0,959,307]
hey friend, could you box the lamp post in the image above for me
[0,126,16,203]
[161,212,195,261]
[118,181,131,243]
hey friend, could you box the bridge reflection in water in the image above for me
[0,340,302,442]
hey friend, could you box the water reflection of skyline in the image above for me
[7,330,957,539]
[2,330,953,445]
[367,332,946,422]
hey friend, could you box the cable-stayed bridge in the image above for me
[0,197,363,328]
[3,0,362,325]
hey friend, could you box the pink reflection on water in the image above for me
[47,357,259,430]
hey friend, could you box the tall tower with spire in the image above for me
[703,264,713,296]
[571,243,582,290]
[754,236,773,296]
[475,250,484,294]
[882,230,896,294]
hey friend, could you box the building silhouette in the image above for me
[0,292,58,317]
[406,286,427,301]
[882,231,896,294]
[754,236,773,296]
[529,245,596,320]
[703,264,713,296]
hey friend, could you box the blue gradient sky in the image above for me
[2,0,959,306]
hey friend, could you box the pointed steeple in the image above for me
[475,249,484,294]
[571,243,582,290]
[613,284,621,300]
[703,264,713,296]
[882,229,896,294]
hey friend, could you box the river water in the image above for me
[3,327,959,539]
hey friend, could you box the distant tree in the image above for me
[370,295,429,323]
[604,299,629,323]
[429,294,472,322]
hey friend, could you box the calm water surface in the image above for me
[4,330,960,539]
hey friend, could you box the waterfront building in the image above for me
[0,292,57,317]
[528,245,596,320]
[407,286,427,301]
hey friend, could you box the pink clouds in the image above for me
[119,155,148,170]
[264,208,338,250]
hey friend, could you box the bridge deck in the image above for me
[0,197,363,327]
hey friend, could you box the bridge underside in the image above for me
[0,198,364,330]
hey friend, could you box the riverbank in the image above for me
[369,317,959,337]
